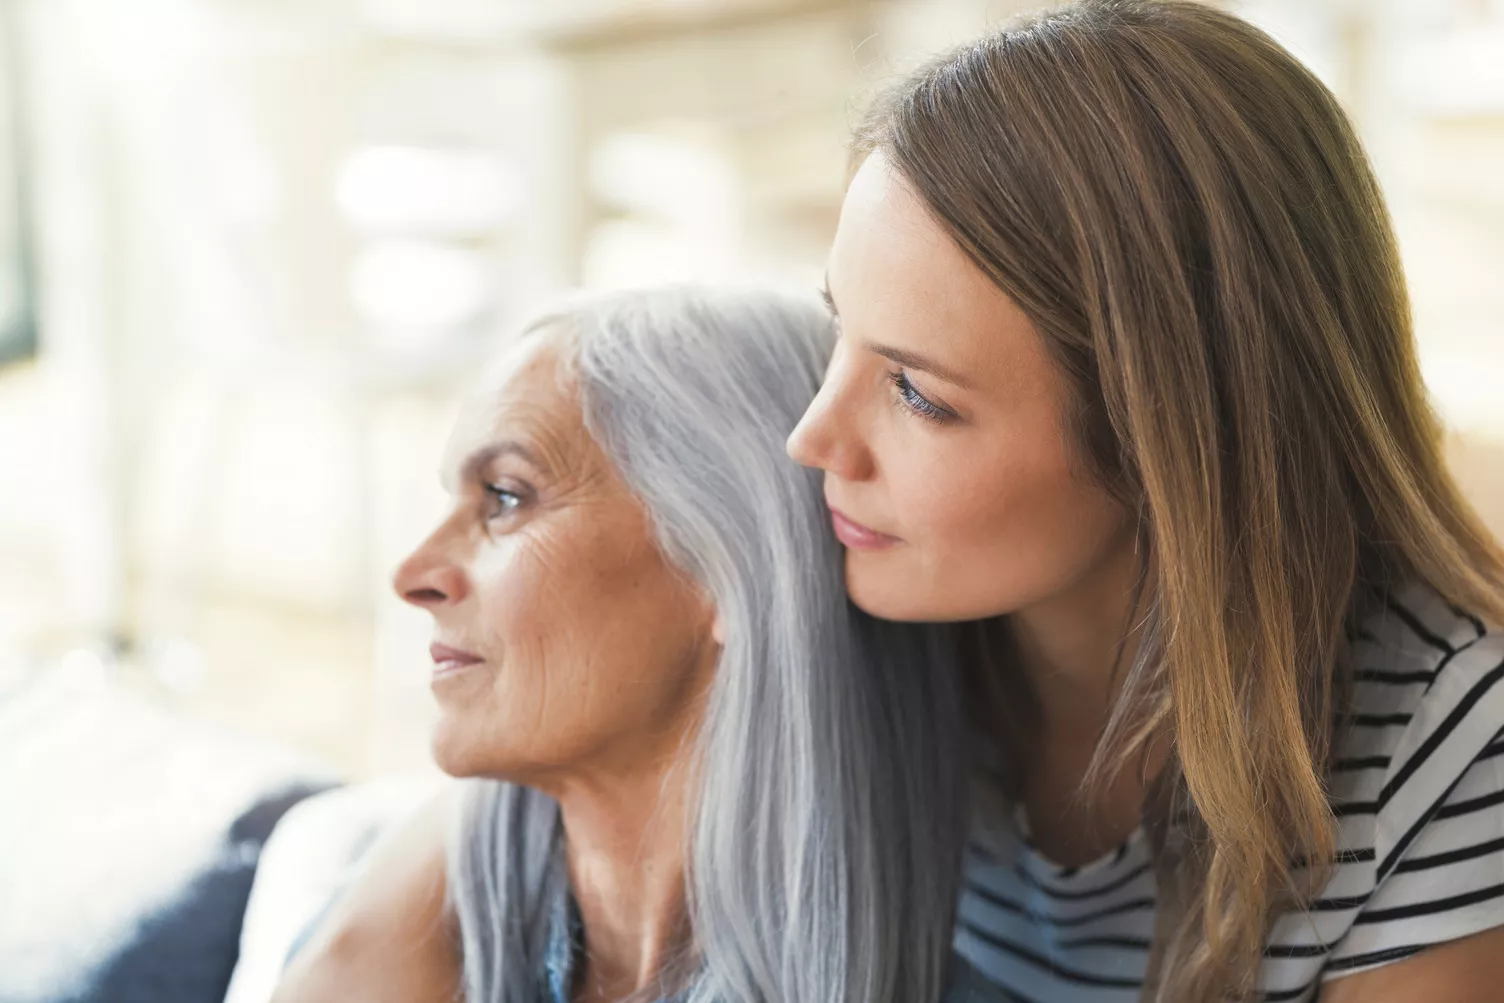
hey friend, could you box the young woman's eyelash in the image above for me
[888,371,952,423]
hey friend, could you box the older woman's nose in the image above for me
[392,546,469,609]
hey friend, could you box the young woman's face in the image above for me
[787,153,1133,622]
[392,332,718,785]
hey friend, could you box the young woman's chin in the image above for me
[841,551,921,621]
[841,551,991,623]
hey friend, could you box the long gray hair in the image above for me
[445,285,968,1003]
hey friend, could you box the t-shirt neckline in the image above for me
[1010,802,1148,880]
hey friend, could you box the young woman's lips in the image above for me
[429,642,484,681]
[828,506,901,550]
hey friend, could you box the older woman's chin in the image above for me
[424,669,519,776]
[427,712,563,785]
[427,715,512,780]
[428,729,484,779]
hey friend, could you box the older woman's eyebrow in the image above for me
[441,441,547,492]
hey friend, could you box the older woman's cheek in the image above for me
[488,536,574,691]
[426,537,551,776]
[488,518,642,753]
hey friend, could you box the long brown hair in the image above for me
[857,1,1504,998]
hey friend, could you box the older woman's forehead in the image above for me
[484,326,571,386]
[439,336,586,487]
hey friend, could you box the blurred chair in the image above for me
[0,665,338,1003]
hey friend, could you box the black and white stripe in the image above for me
[957,584,1504,1002]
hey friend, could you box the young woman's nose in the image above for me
[392,539,470,609]
[787,352,876,483]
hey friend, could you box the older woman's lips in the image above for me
[430,642,484,679]
[828,507,900,550]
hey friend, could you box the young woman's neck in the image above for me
[1011,530,1147,741]
[1008,526,1164,864]
[553,757,695,1002]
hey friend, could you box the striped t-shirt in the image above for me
[956,582,1504,1002]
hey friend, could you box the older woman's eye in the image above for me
[484,484,526,520]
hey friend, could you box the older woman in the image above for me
[273,285,1000,1003]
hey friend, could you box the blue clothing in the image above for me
[541,889,580,1003]
[541,890,677,1003]
[541,886,1012,1003]
[288,875,1011,1002]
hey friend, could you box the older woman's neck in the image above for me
[555,758,695,1001]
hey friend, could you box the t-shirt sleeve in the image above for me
[1324,630,1504,981]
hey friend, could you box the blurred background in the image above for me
[1,0,1502,795]
[0,1,1501,1000]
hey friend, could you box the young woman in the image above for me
[786,1,1504,1000]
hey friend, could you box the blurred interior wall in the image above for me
[0,0,1499,777]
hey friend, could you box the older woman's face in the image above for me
[392,332,719,786]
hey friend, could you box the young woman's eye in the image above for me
[888,370,954,424]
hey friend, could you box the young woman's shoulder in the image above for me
[1341,580,1504,802]
[1308,581,1504,982]
[952,583,1504,1001]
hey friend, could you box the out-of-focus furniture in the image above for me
[0,667,338,1003]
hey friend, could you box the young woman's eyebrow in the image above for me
[823,274,969,388]
[867,344,974,390]
[820,279,839,317]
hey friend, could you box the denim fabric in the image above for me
[541,890,691,1003]
[540,889,581,1003]
[542,888,1010,1003]
[293,878,1006,1003]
